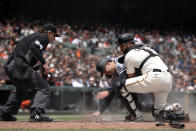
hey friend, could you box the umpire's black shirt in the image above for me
[13,33,49,66]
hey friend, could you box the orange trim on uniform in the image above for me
[125,74,149,87]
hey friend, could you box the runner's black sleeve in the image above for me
[99,88,115,113]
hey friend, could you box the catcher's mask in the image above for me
[117,33,137,45]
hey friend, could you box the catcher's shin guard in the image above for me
[120,87,141,118]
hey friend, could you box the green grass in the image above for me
[0,129,195,131]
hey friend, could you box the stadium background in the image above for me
[0,0,196,121]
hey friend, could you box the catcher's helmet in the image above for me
[96,58,112,77]
[117,33,137,45]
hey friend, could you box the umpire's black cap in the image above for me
[96,58,112,77]
[117,33,137,45]
[42,24,59,37]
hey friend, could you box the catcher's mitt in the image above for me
[162,110,190,122]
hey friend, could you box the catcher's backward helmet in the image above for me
[96,58,112,77]
[117,33,137,45]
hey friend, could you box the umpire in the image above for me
[0,24,57,122]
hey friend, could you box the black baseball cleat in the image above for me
[124,114,143,122]
[29,108,53,122]
[0,109,17,121]
[0,113,17,121]
[29,114,53,122]
[0,115,17,121]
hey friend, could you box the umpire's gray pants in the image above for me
[2,69,50,114]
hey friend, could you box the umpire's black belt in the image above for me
[153,69,169,72]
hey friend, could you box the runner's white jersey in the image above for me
[115,55,126,75]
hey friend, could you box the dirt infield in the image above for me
[0,114,195,130]
[0,121,196,130]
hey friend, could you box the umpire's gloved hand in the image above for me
[43,64,49,75]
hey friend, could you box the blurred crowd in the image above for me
[0,18,195,92]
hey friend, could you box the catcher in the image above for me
[115,33,189,123]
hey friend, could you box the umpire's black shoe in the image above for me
[29,114,53,122]
[0,111,17,121]
[29,108,53,122]
[2,115,17,121]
